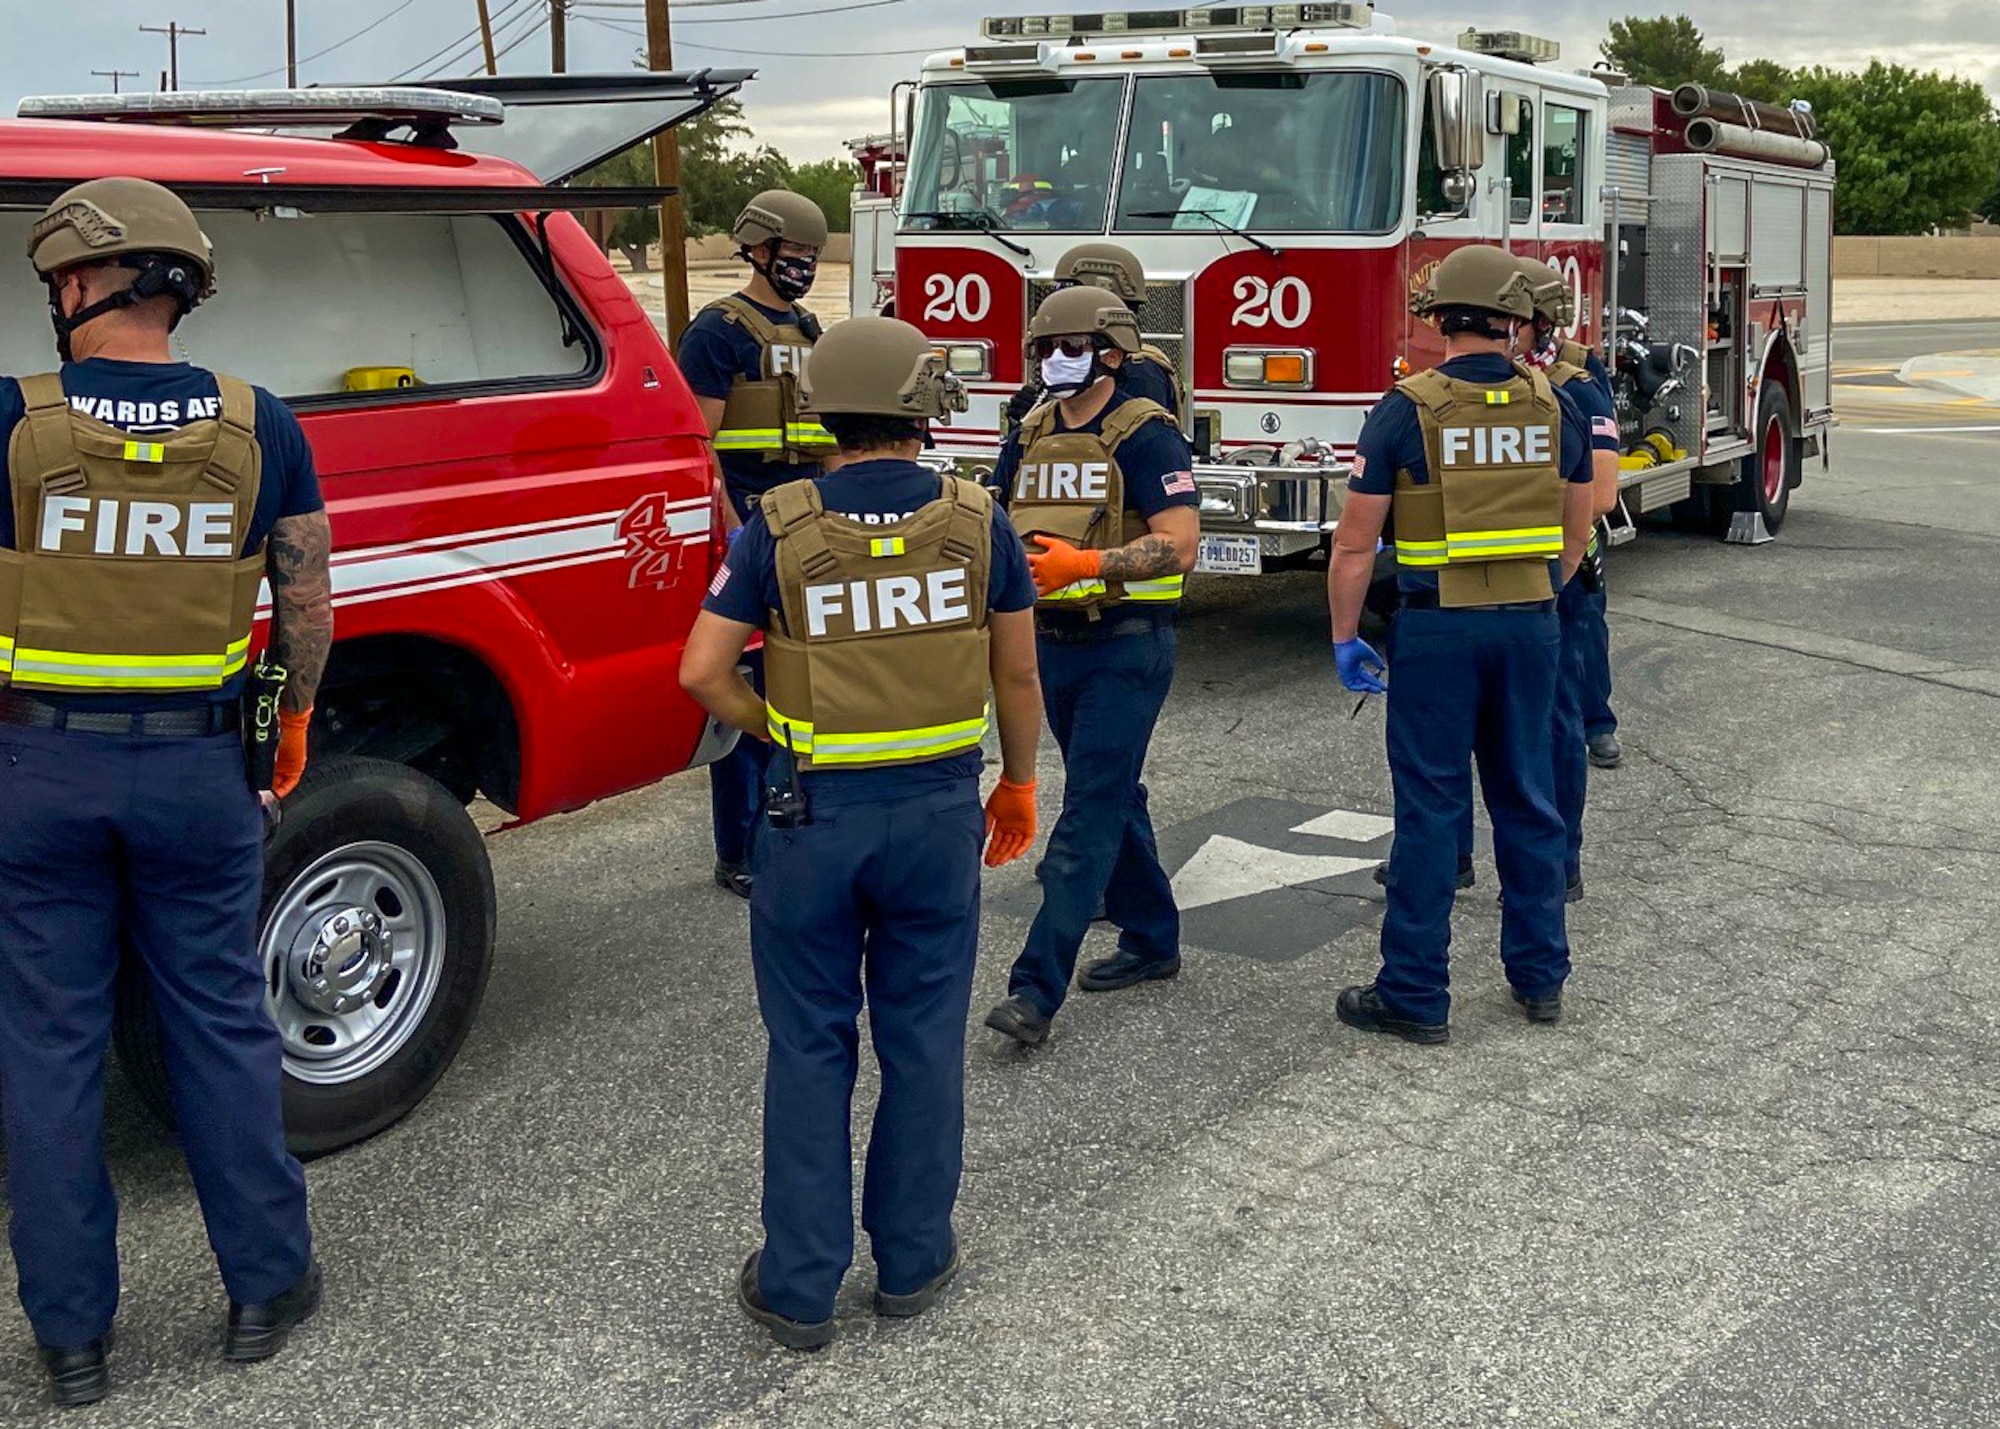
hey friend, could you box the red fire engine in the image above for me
[2,76,746,1154]
[860,5,1835,572]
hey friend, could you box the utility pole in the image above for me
[139,22,207,91]
[92,69,141,94]
[550,0,567,73]
[474,0,499,75]
[287,0,298,86]
[646,0,690,343]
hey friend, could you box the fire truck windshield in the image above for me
[903,77,1125,232]
[1113,70,1405,234]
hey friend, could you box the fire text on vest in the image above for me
[39,497,237,557]
[768,345,812,377]
[805,568,972,638]
[1438,425,1555,467]
[1014,461,1109,503]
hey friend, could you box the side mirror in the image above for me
[1487,91,1524,137]
[1427,68,1485,180]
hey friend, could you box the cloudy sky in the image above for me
[2,0,1997,161]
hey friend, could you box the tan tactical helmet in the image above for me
[27,176,215,296]
[1515,256,1576,327]
[799,316,968,421]
[1024,285,1141,358]
[1411,244,1536,321]
[732,189,830,251]
[1055,241,1147,305]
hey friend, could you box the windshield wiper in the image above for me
[900,209,1034,257]
[1127,208,1281,257]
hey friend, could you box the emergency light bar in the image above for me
[18,88,506,132]
[979,4,1371,42]
[1457,30,1560,65]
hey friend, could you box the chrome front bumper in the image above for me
[1192,462,1347,535]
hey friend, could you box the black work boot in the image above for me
[1587,731,1623,769]
[39,1335,111,1408]
[983,996,1050,1046]
[875,1235,961,1319]
[714,859,752,899]
[737,1252,835,1351]
[224,1260,322,1363]
[1335,984,1449,1045]
[1373,857,1475,891]
[1077,947,1181,993]
[1512,986,1564,1023]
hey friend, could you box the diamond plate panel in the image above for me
[1641,156,1709,460]
[1029,277,1187,373]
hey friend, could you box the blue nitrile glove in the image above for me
[1334,637,1387,694]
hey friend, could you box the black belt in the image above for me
[1035,609,1173,643]
[0,690,240,736]
[1401,594,1556,613]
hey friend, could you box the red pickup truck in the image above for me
[2,76,746,1155]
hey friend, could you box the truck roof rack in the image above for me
[16,88,504,148]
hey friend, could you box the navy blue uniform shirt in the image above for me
[1550,355,1620,455]
[1349,352,1592,596]
[704,458,1036,803]
[0,359,325,710]
[993,387,1200,628]
[1119,353,1180,413]
[678,296,823,520]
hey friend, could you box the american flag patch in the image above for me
[1162,470,1196,496]
[1593,416,1619,440]
[1350,455,1367,481]
[708,564,732,597]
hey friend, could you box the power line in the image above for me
[387,0,536,82]
[189,0,426,86]
[486,11,552,68]
[677,35,947,55]
[140,21,208,91]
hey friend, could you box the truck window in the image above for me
[1415,94,1458,220]
[1543,104,1586,225]
[1504,95,1536,226]
[1114,70,1404,234]
[902,78,1125,233]
[0,209,592,403]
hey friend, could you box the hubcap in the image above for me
[1762,414,1786,506]
[262,841,447,1085]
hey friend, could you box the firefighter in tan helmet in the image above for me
[678,188,835,900]
[1,177,327,1406]
[982,285,1201,1048]
[1003,241,1187,435]
[1326,243,1596,1044]
[680,315,1043,1348]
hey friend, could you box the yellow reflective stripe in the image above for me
[715,428,785,449]
[1039,579,1109,601]
[1484,391,1512,405]
[870,536,906,558]
[766,706,989,764]
[7,633,252,690]
[123,440,165,463]
[768,707,814,751]
[1395,539,1449,567]
[784,423,837,445]
[1121,575,1184,601]
[1444,526,1564,559]
[1585,529,1601,557]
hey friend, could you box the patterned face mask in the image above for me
[765,252,818,301]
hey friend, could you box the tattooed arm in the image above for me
[1097,506,1200,583]
[266,510,334,714]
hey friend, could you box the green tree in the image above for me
[1788,63,2000,233]
[579,142,660,271]
[785,158,857,235]
[1601,15,1728,89]
[677,96,793,238]
[1726,58,1795,105]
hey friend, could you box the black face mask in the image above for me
[762,251,818,302]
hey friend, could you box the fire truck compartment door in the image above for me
[424,71,755,184]
[1709,174,1749,263]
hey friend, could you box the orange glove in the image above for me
[1026,536,1102,598]
[982,777,1038,868]
[272,707,312,799]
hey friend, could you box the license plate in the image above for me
[1196,534,1262,576]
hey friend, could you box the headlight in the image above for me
[931,342,992,380]
[1221,346,1314,390]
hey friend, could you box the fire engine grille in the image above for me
[1028,278,1187,374]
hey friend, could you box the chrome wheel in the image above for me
[262,840,447,1085]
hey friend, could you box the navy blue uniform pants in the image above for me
[1379,608,1571,1024]
[1439,580,1590,880]
[710,645,769,867]
[748,778,983,1324]
[0,725,311,1349]
[1007,618,1179,1019]
[1577,580,1617,738]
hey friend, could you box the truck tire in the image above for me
[1738,380,1798,535]
[114,756,495,1159]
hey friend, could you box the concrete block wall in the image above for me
[1835,235,2000,279]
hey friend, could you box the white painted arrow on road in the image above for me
[1170,836,1379,912]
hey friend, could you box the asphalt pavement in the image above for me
[2,320,1997,1427]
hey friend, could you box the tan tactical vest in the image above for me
[1133,343,1190,427]
[1010,396,1184,610]
[1391,365,1565,608]
[702,294,833,465]
[760,475,994,771]
[0,373,265,694]
[1558,338,1594,372]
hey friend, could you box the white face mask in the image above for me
[1040,349,1097,395]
